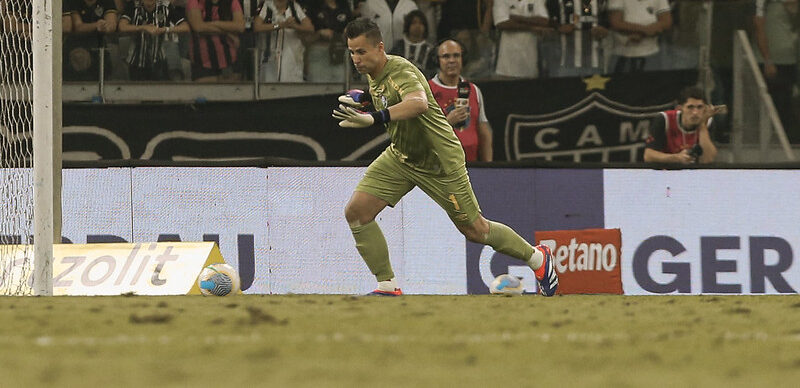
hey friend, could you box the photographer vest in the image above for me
[661,109,698,154]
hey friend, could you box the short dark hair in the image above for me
[344,19,383,46]
[678,86,707,105]
[403,10,429,39]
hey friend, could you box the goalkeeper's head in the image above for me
[344,19,387,77]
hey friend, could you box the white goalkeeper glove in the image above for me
[338,89,371,108]
[332,105,390,128]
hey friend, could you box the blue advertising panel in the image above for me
[465,168,606,293]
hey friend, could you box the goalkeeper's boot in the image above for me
[368,278,403,296]
[368,288,403,296]
[533,244,558,297]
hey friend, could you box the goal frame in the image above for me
[31,0,62,296]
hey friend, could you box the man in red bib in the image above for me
[644,86,719,164]
[428,39,494,162]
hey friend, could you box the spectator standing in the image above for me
[1,0,75,37]
[545,0,610,77]
[389,9,436,76]
[237,0,264,81]
[754,0,799,142]
[254,0,314,82]
[607,0,671,73]
[356,0,417,52]
[69,1,119,45]
[660,0,703,70]
[707,0,753,143]
[114,0,130,12]
[493,0,550,79]
[438,0,495,78]
[644,86,718,164]
[438,0,493,39]
[304,0,353,82]
[414,0,442,44]
[118,0,190,81]
[67,0,118,81]
[428,39,493,161]
[64,1,73,33]
[0,0,31,83]
[186,0,246,82]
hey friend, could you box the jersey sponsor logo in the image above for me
[536,228,623,294]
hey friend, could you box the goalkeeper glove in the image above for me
[338,89,371,107]
[332,104,391,128]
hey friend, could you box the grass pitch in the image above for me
[1,294,799,387]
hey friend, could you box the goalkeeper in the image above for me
[334,19,559,297]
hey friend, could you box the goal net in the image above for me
[0,0,59,295]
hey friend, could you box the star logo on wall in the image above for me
[582,74,611,91]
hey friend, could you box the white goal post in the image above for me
[32,0,61,296]
[0,0,61,295]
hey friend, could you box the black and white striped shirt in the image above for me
[121,1,185,68]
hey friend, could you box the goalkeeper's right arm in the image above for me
[338,89,372,108]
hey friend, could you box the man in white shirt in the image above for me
[357,0,417,53]
[254,0,315,82]
[608,0,671,72]
[754,0,799,142]
[546,0,611,77]
[493,0,551,78]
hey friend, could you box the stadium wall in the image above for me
[60,70,697,163]
[51,167,800,295]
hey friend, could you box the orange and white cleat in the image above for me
[534,244,559,296]
[368,288,403,296]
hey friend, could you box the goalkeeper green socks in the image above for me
[350,220,394,281]
[351,220,541,282]
[484,221,541,268]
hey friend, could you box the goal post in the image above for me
[0,0,61,296]
[32,0,61,296]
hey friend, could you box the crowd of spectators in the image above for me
[2,0,794,86]
[2,0,798,142]
[27,0,738,82]
[0,1,772,84]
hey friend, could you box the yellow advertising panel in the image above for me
[1,242,224,295]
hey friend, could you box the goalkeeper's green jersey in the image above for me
[367,55,466,174]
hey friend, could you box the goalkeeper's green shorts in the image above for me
[355,148,481,226]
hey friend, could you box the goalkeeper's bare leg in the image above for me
[345,191,402,295]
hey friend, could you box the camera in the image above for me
[687,144,703,159]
